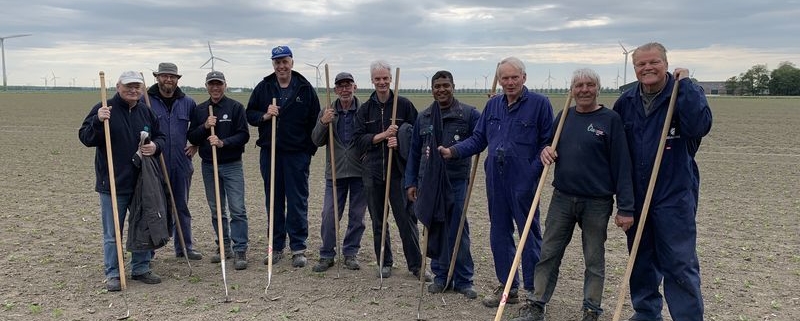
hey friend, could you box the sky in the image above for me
[1,0,799,90]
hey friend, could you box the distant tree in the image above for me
[738,64,770,95]
[768,61,800,96]
[725,76,739,95]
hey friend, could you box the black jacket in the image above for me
[188,95,250,164]
[127,153,172,252]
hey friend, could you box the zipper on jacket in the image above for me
[380,104,386,181]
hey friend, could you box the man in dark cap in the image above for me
[148,62,202,261]
[246,46,320,268]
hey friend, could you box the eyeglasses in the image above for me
[158,74,179,80]
[336,83,353,89]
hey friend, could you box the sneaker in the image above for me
[176,249,203,260]
[234,252,248,270]
[263,251,283,265]
[292,253,307,268]
[312,257,335,272]
[131,271,162,284]
[482,285,519,307]
[456,286,478,300]
[106,277,121,292]
[510,302,545,321]
[581,309,600,321]
[427,282,446,293]
[377,265,392,278]
[210,248,233,263]
[343,255,361,270]
[412,269,433,282]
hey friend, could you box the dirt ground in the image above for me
[0,92,797,320]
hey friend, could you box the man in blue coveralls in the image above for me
[613,42,712,321]
[439,57,553,307]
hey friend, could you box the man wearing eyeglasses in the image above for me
[310,72,368,272]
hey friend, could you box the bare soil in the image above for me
[0,93,797,320]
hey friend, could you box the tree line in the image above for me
[725,61,800,96]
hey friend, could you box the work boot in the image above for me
[581,309,600,321]
[427,282,446,293]
[343,255,360,270]
[234,252,248,270]
[176,249,203,260]
[482,285,518,307]
[106,277,121,292]
[312,257,335,272]
[210,248,233,263]
[412,269,433,282]
[131,271,162,284]
[456,286,478,300]
[377,266,392,278]
[292,253,307,268]
[510,301,545,321]
[263,251,283,265]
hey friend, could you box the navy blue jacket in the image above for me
[353,90,418,182]
[79,93,166,194]
[188,95,250,164]
[613,74,712,216]
[245,71,320,155]
[146,85,196,175]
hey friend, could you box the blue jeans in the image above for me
[99,192,151,278]
[531,189,613,313]
[202,161,249,253]
[429,179,475,289]
[318,177,367,258]
[259,150,311,254]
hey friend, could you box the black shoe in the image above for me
[482,285,519,307]
[210,248,233,263]
[176,249,203,260]
[456,286,478,299]
[510,302,545,321]
[263,251,283,265]
[106,277,121,292]
[377,265,392,278]
[234,252,248,270]
[427,282,446,293]
[312,257,334,272]
[292,253,307,268]
[412,269,432,282]
[581,309,599,321]
[343,255,360,270]
[131,271,162,284]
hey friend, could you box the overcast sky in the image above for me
[1,0,799,90]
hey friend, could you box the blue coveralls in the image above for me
[148,87,198,255]
[451,86,553,291]
[613,74,712,321]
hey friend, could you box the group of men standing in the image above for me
[79,41,711,321]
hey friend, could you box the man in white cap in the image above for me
[79,71,167,291]
[246,46,320,268]
[147,62,202,261]
[188,71,251,270]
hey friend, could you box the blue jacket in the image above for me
[245,71,320,155]
[450,86,553,189]
[146,85,196,174]
[353,90,418,182]
[188,95,250,164]
[612,74,712,215]
[79,93,166,194]
[405,99,480,189]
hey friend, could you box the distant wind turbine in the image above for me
[41,75,48,88]
[619,41,630,86]
[200,41,229,71]
[51,71,59,88]
[304,59,325,89]
[543,70,556,90]
[1,33,32,91]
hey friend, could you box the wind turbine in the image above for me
[422,74,430,91]
[543,69,556,90]
[41,75,48,88]
[200,41,229,71]
[51,71,59,88]
[482,74,489,91]
[304,59,325,89]
[1,34,32,91]
[615,68,622,89]
[619,41,630,86]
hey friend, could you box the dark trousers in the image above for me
[318,177,367,258]
[364,175,422,272]
[259,149,311,254]
[429,179,475,289]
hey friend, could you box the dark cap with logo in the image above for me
[334,72,355,84]
[205,71,226,84]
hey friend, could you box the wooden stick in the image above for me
[209,104,230,301]
[443,153,480,291]
[324,64,342,278]
[611,79,681,321]
[376,67,401,289]
[416,227,430,320]
[265,98,277,294]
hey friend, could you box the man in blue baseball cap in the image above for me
[246,45,320,269]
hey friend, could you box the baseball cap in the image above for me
[152,62,182,78]
[119,71,144,84]
[334,72,355,84]
[205,71,226,84]
[271,46,293,59]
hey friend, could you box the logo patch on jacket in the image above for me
[587,124,605,136]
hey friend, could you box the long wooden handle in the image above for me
[100,71,127,290]
[611,79,681,321]
[377,67,401,281]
